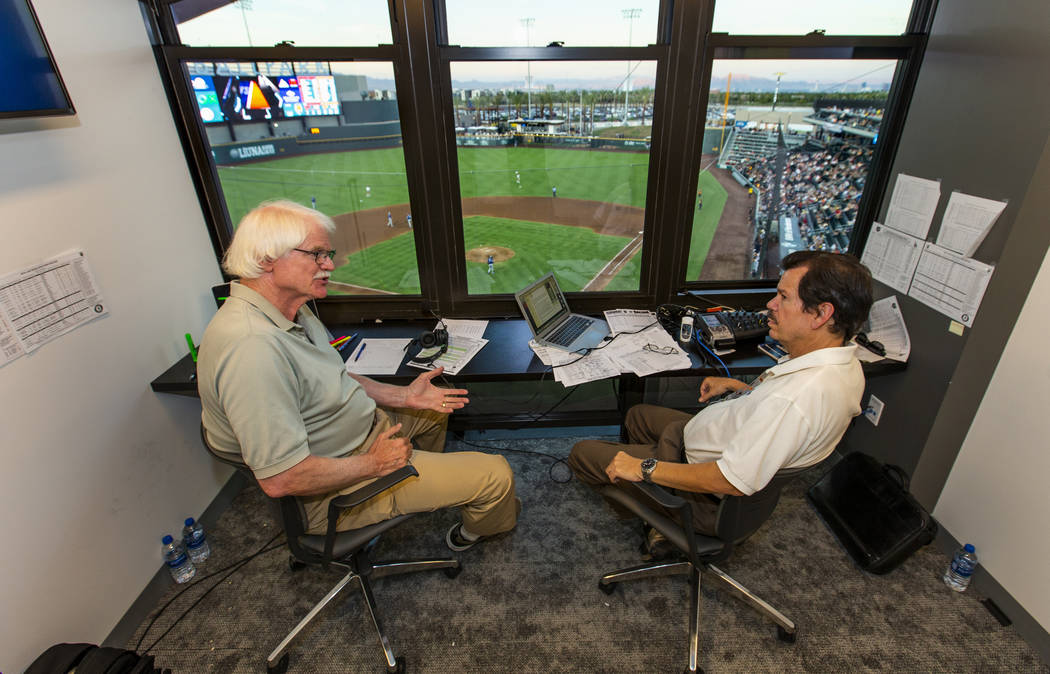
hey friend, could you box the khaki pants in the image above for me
[568,404,720,534]
[304,407,518,537]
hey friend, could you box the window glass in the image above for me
[449,60,657,294]
[688,59,895,281]
[184,60,419,295]
[171,0,392,47]
[713,0,913,35]
[444,1,660,48]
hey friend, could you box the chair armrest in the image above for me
[324,465,420,562]
[329,465,420,512]
[634,481,688,511]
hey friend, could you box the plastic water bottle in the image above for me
[943,543,978,592]
[162,534,196,584]
[182,517,211,564]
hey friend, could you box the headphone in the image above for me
[407,323,449,364]
[417,327,448,350]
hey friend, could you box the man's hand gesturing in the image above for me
[366,423,412,477]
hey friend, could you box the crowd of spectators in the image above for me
[738,140,874,254]
[809,107,882,132]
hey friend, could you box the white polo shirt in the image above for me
[682,345,863,495]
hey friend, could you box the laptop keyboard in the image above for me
[547,315,593,346]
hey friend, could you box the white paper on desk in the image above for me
[936,191,1006,256]
[861,223,923,294]
[603,324,691,376]
[344,338,412,375]
[407,334,487,375]
[603,308,658,335]
[856,296,910,363]
[553,352,621,387]
[439,319,488,339]
[885,174,941,239]
[908,243,994,327]
[528,339,589,367]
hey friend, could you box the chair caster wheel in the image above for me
[387,655,405,673]
[267,654,289,673]
[598,581,616,595]
[288,556,306,571]
[444,564,462,579]
[777,625,797,643]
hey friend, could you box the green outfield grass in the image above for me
[686,172,728,281]
[331,215,634,294]
[217,145,722,293]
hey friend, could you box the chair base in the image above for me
[267,556,460,671]
[599,560,795,673]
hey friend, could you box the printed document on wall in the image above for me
[935,191,1007,256]
[0,313,23,368]
[0,250,108,355]
[861,223,923,294]
[908,243,994,327]
[856,296,910,363]
[885,174,941,239]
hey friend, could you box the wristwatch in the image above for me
[640,457,657,483]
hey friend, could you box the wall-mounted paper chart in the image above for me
[908,242,993,327]
[0,250,108,363]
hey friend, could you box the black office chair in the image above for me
[200,425,461,673]
[597,466,811,674]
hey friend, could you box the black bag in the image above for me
[25,643,169,674]
[806,452,937,574]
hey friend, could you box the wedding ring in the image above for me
[442,402,447,408]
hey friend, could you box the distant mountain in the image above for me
[356,74,884,94]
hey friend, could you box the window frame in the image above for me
[141,0,936,323]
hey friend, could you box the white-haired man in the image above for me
[198,200,518,551]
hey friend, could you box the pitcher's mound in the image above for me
[466,246,515,263]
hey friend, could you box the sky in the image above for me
[174,0,913,86]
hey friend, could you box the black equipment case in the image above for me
[806,452,937,574]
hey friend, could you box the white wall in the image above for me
[0,1,228,670]
[935,179,1050,630]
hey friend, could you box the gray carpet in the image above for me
[128,436,1049,673]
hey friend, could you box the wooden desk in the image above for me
[151,317,779,431]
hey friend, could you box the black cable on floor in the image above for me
[453,435,574,483]
[137,532,284,654]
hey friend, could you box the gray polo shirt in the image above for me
[198,282,376,479]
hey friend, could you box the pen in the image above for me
[354,342,366,361]
[185,332,198,363]
[338,332,359,351]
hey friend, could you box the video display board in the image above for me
[190,72,340,124]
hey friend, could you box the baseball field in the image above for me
[215,145,727,294]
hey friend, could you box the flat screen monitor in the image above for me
[0,0,75,119]
[190,71,340,124]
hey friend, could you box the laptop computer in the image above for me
[514,273,610,352]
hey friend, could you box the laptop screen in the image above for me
[517,275,569,335]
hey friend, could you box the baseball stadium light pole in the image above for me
[622,8,641,124]
[238,0,253,47]
[772,71,786,111]
[521,17,535,118]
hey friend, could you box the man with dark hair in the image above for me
[568,251,873,543]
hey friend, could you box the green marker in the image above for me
[185,333,198,363]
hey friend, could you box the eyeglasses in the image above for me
[292,248,337,265]
[643,344,680,355]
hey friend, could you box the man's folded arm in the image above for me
[651,460,744,496]
[257,453,381,499]
[257,422,413,499]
